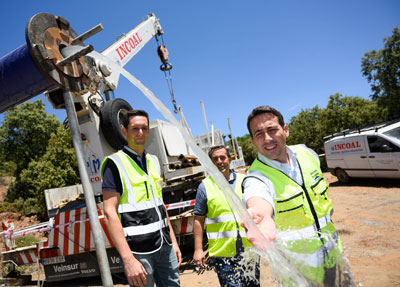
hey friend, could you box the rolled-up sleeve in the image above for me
[242,170,276,217]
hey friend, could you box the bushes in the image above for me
[0,198,40,216]
[4,126,80,218]
[14,235,40,248]
[0,201,20,213]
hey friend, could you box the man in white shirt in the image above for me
[242,105,351,286]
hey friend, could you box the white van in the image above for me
[324,120,400,183]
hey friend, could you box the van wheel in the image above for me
[100,98,133,150]
[335,169,350,184]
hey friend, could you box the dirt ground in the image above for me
[1,173,400,287]
[326,175,400,287]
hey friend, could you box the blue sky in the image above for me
[0,1,399,138]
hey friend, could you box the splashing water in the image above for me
[91,51,354,286]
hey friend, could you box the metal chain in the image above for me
[156,35,178,114]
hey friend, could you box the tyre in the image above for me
[100,98,133,150]
[335,168,350,184]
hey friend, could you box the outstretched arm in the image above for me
[245,197,276,249]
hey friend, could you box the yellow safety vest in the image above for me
[248,145,342,284]
[101,150,171,254]
[204,173,251,257]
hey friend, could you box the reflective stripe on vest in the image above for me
[124,218,169,236]
[205,214,237,224]
[204,173,251,257]
[278,214,331,242]
[207,230,247,240]
[248,145,342,283]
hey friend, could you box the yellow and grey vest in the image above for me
[204,173,251,257]
[101,150,171,254]
[248,145,342,284]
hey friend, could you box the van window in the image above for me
[383,126,400,141]
[367,136,400,153]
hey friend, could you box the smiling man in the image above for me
[193,145,260,287]
[243,105,349,286]
[101,110,181,287]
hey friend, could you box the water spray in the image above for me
[91,51,311,286]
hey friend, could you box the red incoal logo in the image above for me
[334,141,361,151]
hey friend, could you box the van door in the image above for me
[339,136,375,178]
[366,136,400,178]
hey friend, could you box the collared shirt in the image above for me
[124,146,147,171]
[102,146,148,194]
[242,145,319,217]
[194,170,237,216]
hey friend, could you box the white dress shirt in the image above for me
[242,145,319,217]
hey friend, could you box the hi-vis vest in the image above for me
[101,150,171,254]
[248,145,342,284]
[204,173,251,257]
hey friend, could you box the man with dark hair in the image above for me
[243,105,349,286]
[122,110,150,129]
[101,109,181,287]
[193,145,260,287]
[246,105,285,134]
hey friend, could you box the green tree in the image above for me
[319,94,387,137]
[0,99,61,177]
[287,106,323,154]
[361,27,400,120]
[235,135,257,165]
[6,126,79,216]
[287,94,387,171]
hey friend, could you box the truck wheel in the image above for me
[335,168,350,184]
[100,98,133,150]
